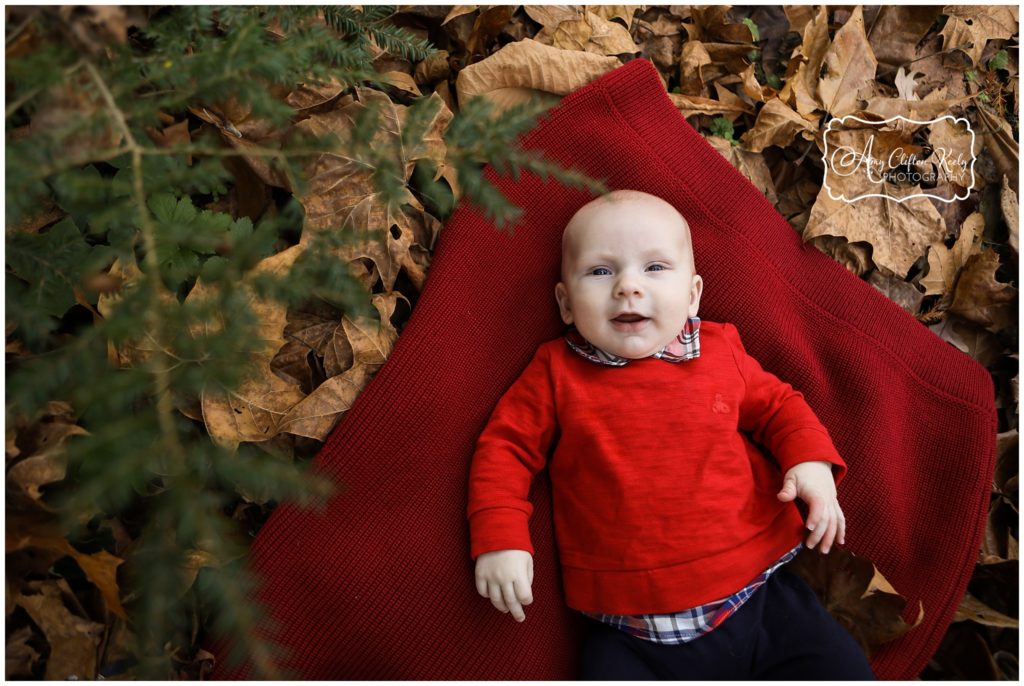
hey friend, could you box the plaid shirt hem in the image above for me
[580,542,804,644]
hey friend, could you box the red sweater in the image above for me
[468,323,847,614]
[207,59,996,681]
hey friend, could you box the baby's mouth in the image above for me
[610,313,650,331]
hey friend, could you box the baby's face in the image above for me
[555,194,703,359]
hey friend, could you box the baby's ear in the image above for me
[688,275,703,318]
[554,282,574,325]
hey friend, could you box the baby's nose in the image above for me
[615,274,643,296]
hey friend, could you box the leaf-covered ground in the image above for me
[6,5,1018,680]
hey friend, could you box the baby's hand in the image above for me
[475,549,534,622]
[777,460,846,554]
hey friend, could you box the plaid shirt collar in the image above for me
[565,317,701,366]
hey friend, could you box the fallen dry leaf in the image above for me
[678,40,712,96]
[921,212,984,296]
[949,248,1018,332]
[455,38,619,112]
[954,591,1019,628]
[740,97,817,152]
[818,6,878,117]
[807,126,947,277]
[276,293,402,440]
[787,546,924,656]
[465,5,515,57]
[867,270,925,315]
[7,512,127,618]
[30,77,125,158]
[668,92,751,119]
[196,245,307,449]
[522,5,581,28]
[927,314,1004,368]
[296,89,451,291]
[686,6,755,44]
[286,79,351,114]
[859,91,974,123]
[940,5,1019,67]
[867,7,941,73]
[975,104,1020,192]
[273,300,344,392]
[14,580,105,679]
[807,235,874,276]
[927,117,981,191]
[894,67,922,102]
[783,5,815,36]
[6,623,42,678]
[441,6,477,26]
[779,5,830,117]
[994,429,1018,496]
[381,71,422,97]
[535,9,639,55]
[1001,176,1018,254]
[737,64,766,102]
[414,50,451,85]
[588,5,640,28]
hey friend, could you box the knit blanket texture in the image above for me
[208,58,997,680]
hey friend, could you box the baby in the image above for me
[466,190,874,679]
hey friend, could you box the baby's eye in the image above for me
[589,267,612,276]
[646,264,667,272]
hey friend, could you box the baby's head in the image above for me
[555,190,703,359]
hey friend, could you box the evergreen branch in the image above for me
[5,57,86,119]
[84,58,188,481]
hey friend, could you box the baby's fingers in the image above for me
[502,581,525,622]
[488,582,510,614]
[820,509,839,554]
[837,504,847,546]
[804,495,825,543]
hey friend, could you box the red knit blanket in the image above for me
[209,59,996,680]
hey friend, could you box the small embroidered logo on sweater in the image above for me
[712,393,730,414]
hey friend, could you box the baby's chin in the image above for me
[603,338,673,360]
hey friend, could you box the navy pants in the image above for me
[578,564,875,680]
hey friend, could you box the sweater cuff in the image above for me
[772,426,848,487]
[469,507,535,560]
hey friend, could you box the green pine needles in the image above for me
[5,6,601,680]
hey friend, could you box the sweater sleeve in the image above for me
[722,323,847,486]
[467,344,559,560]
